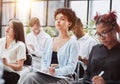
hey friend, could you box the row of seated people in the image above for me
[0,8,78,84]
[0,7,120,84]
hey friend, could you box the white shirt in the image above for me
[26,30,51,57]
[0,38,32,84]
[73,34,98,70]
[26,29,51,71]
[0,38,26,63]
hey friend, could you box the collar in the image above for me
[32,30,45,39]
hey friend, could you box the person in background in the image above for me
[26,17,51,72]
[72,17,98,78]
[73,11,120,84]
[21,8,78,84]
[0,19,30,84]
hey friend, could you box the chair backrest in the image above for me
[24,54,32,65]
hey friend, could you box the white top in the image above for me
[26,29,51,71]
[0,38,26,63]
[73,34,98,70]
[0,38,31,84]
[26,30,51,57]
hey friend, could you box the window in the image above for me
[47,1,64,26]
[1,0,120,37]
[3,0,14,2]
[112,0,120,25]
[2,3,14,25]
[31,1,46,26]
[70,1,87,25]
[89,0,110,21]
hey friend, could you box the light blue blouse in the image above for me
[41,38,78,76]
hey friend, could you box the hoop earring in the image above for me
[116,32,120,42]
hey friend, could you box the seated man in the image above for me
[26,17,51,72]
[72,17,98,78]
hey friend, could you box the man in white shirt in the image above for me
[72,17,98,78]
[26,17,51,72]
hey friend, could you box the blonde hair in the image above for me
[29,17,40,27]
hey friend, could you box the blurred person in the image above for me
[26,17,51,72]
[21,8,78,84]
[0,19,30,84]
[73,11,120,84]
[72,17,98,78]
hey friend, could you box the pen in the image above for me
[98,71,104,76]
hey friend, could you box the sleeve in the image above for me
[106,80,120,84]
[83,46,95,82]
[55,40,79,76]
[0,61,4,84]
[41,38,52,71]
[17,42,26,61]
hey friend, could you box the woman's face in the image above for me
[96,23,117,47]
[55,13,70,31]
[5,21,14,38]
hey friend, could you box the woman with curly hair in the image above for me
[21,8,78,84]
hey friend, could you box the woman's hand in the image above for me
[92,76,106,84]
[2,58,8,65]
[78,56,88,65]
[48,66,55,75]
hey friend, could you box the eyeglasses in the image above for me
[95,27,114,38]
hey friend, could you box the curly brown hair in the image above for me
[54,8,76,31]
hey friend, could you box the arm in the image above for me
[3,42,26,71]
[26,34,35,53]
[83,46,94,82]
[3,58,24,71]
[41,38,52,72]
[78,37,97,65]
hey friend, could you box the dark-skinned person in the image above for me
[73,11,120,84]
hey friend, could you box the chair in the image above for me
[73,61,84,82]
[24,54,32,66]
[77,61,85,78]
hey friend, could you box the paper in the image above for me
[38,71,68,79]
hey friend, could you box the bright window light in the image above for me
[17,0,31,11]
